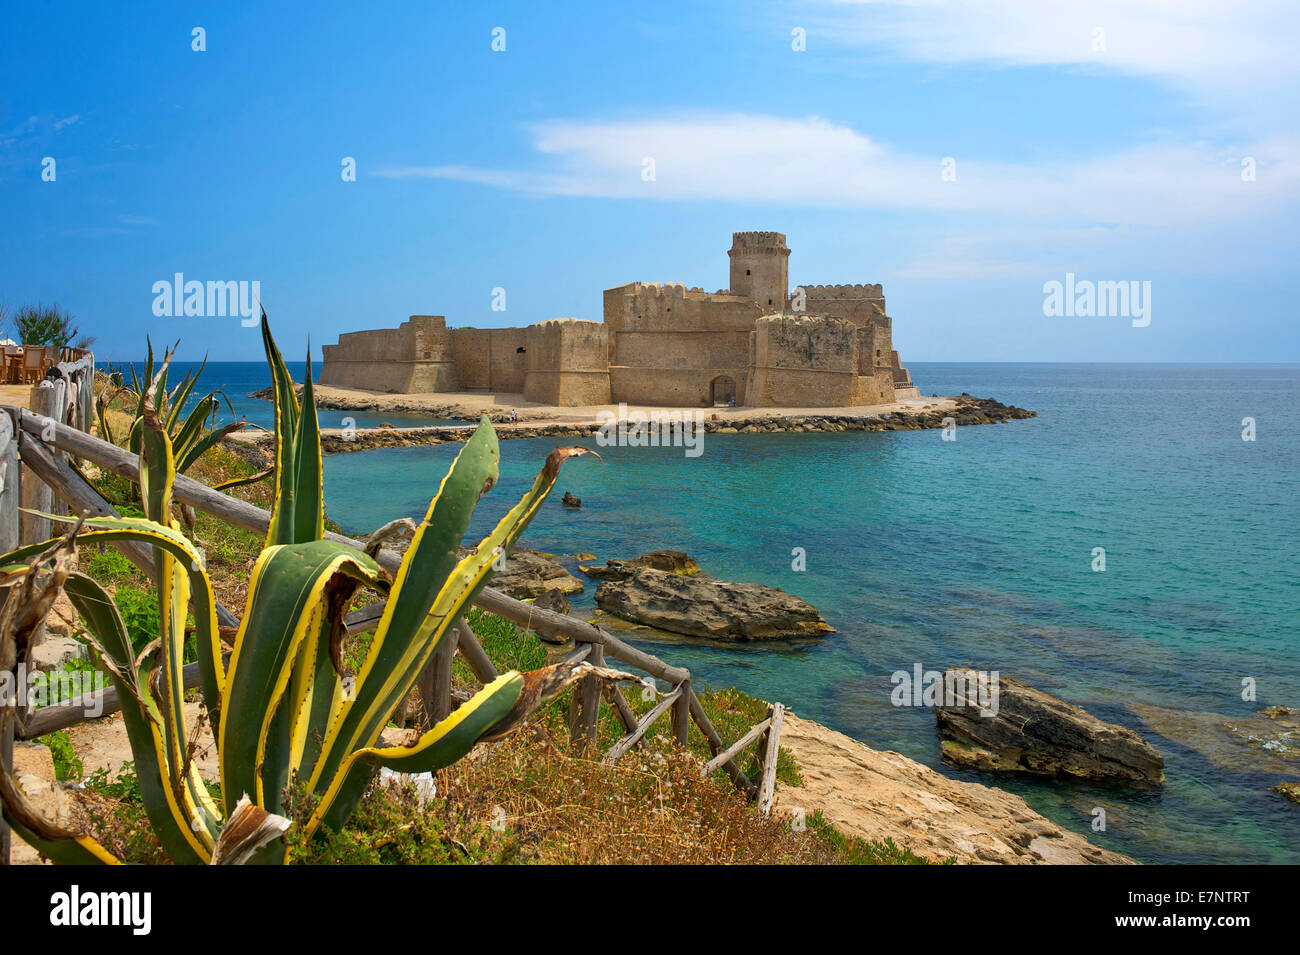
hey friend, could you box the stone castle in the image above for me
[320,232,918,407]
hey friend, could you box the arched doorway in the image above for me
[710,375,736,405]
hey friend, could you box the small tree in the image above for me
[13,302,81,348]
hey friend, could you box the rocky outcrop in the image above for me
[936,670,1164,787]
[235,394,1035,456]
[592,562,831,642]
[774,714,1134,865]
[581,550,700,580]
[485,547,584,600]
[561,491,581,509]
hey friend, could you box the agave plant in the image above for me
[0,313,599,864]
[96,340,265,493]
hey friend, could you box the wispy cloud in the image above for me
[377,113,1300,229]
[53,114,80,131]
[807,0,1300,119]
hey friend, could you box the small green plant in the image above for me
[35,731,83,781]
[81,547,145,588]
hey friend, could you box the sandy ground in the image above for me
[0,384,33,409]
[303,383,956,431]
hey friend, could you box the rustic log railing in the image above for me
[0,374,786,861]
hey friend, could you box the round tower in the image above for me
[728,231,790,310]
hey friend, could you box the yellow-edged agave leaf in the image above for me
[310,431,595,794]
[307,672,523,836]
[307,416,502,789]
[307,657,608,837]
[62,574,218,862]
[218,540,384,819]
[11,518,225,718]
[262,309,326,547]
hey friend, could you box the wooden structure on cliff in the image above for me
[0,362,785,863]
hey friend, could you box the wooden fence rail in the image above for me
[0,371,786,863]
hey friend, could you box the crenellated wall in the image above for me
[523,319,611,406]
[319,315,458,393]
[601,282,760,406]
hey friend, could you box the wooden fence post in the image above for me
[416,626,459,727]
[672,678,691,746]
[757,703,785,815]
[20,381,61,546]
[0,413,19,554]
[571,643,603,751]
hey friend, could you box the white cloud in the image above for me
[812,0,1300,113]
[377,113,1300,229]
[53,114,80,131]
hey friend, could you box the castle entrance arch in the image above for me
[710,375,736,405]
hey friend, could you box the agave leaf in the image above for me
[166,355,208,433]
[261,309,304,547]
[310,429,595,793]
[175,416,249,475]
[62,574,218,862]
[212,466,272,492]
[218,540,384,818]
[169,393,217,466]
[289,349,324,544]
[307,416,501,789]
[13,517,225,716]
[306,672,523,836]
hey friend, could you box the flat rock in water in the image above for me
[935,669,1165,787]
[486,547,584,599]
[580,550,700,580]
[593,567,832,642]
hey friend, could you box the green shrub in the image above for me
[35,730,83,781]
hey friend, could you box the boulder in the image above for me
[593,567,832,642]
[531,588,572,617]
[581,550,700,580]
[27,631,88,672]
[936,669,1164,787]
[561,491,581,508]
[486,547,584,599]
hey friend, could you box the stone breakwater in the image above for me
[234,394,1035,456]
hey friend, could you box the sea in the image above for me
[102,359,1300,864]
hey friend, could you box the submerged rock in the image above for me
[581,550,700,580]
[484,547,584,599]
[592,563,831,642]
[936,670,1165,787]
[531,588,573,617]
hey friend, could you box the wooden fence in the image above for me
[0,362,785,863]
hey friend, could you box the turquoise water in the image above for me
[320,364,1300,865]
[118,359,1299,863]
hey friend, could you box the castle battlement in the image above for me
[321,231,918,407]
[799,283,885,298]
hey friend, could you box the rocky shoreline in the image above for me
[234,393,1036,455]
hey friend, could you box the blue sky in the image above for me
[2,0,1297,364]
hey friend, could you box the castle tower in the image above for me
[728,231,790,310]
